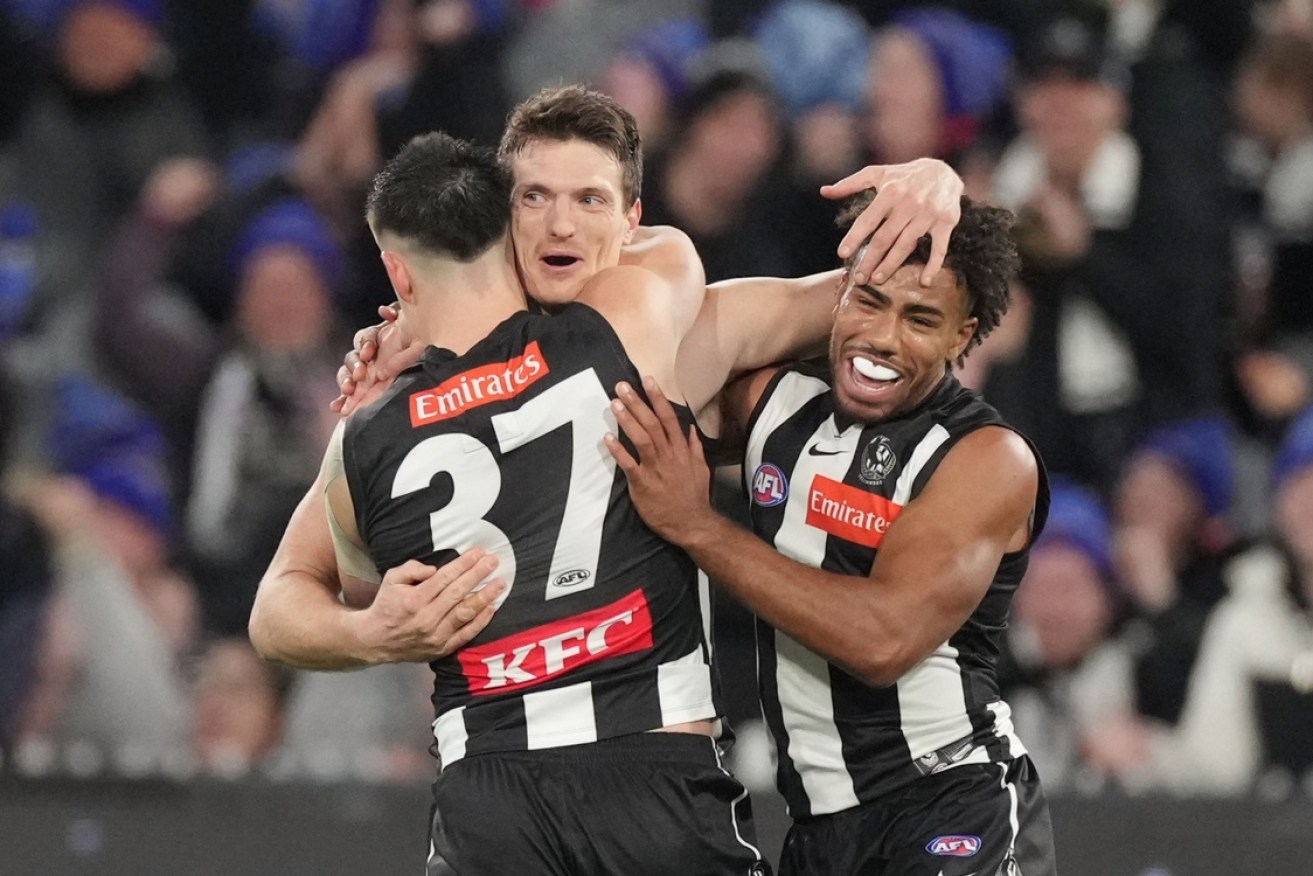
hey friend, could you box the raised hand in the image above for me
[821,159,963,288]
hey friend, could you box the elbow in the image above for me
[849,644,918,689]
[852,662,902,689]
[247,598,277,661]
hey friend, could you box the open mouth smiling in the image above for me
[847,354,903,396]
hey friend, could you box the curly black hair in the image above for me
[837,193,1018,365]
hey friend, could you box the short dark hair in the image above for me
[366,132,512,261]
[498,85,643,207]
[838,194,1018,364]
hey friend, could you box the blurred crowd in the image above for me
[3,0,1313,799]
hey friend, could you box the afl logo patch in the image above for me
[860,435,897,487]
[552,569,591,589]
[926,835,981,857]
[751,463,788,507]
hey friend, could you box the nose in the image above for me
[546,199,575,239]
[864,309,899,354]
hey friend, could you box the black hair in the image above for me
[837,193,1018,364]
[366,132,512,261]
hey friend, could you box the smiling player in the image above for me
[605,193,1058,876]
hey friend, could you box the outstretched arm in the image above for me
[605,380,1036,687]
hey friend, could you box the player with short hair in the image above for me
[607,193,1058,876]
[320,130,763,874]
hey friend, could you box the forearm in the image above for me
[248,481,376,670]
[709,270,841,369]
[248,568,373,670]
[680,512,904,686]
[678,271,840,414]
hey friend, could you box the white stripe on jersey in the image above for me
[743,372,828,483]
[987,700,1027,758]
[657,648,717,726]
[895,426,974,761]
[697,569,713,661]
[997,761,1021,863]
[434,707,468,766]
[890,423,949,505]
[770,412,864,815]
[712,740,766,865]
[524,682,598,749]
[775,632,861,815]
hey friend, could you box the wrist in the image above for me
[340,610,383,666]
[673,509,729,556]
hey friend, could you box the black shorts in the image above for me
[778,755,1055,876]
[427,732,770,876]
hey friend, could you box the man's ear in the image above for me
[380,251,413,303]
[624,198,641,242]
[951,317,979,362]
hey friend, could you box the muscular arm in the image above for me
[607,384,1038,687]
[677,271,842,417]
[248,475,374,670]
[249,433,502,669]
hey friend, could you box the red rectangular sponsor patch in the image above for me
[805,474,903,548]
[458,589,653,695]
[410,341,549,427]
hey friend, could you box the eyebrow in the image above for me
[855,284,946,319]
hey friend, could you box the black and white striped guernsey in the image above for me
[743,363,1049,819]
[343,303,716,766]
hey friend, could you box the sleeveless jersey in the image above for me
[743,364,1050,818]
[343,303,716,766]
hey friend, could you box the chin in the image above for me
[530,278,586,308]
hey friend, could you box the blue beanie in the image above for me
[888,7,1012,145]
[77,452,173,536]
[230,198,342,292]
[752,0,869,117]
[46,375,173,536]
[619,18,711,100]
[1135,415,1235,518]
[48,374,166,471]
[1036,476,1113,578]
[252,0,377,70]
[1273,405,1313,492]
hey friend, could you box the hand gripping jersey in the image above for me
[343,304,716,766]
[743,364,1050,819]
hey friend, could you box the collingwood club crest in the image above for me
[859,436,897,487]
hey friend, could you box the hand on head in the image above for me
[821,160,963,288]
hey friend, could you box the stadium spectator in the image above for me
[1002,478,1134,791]
[988,5,1230,487]
[1113,416,1238,727]
[190,636,292,777]
[185,199,344,635]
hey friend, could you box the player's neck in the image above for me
[409,242,528,355]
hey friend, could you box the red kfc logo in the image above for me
[458,590,653,694]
